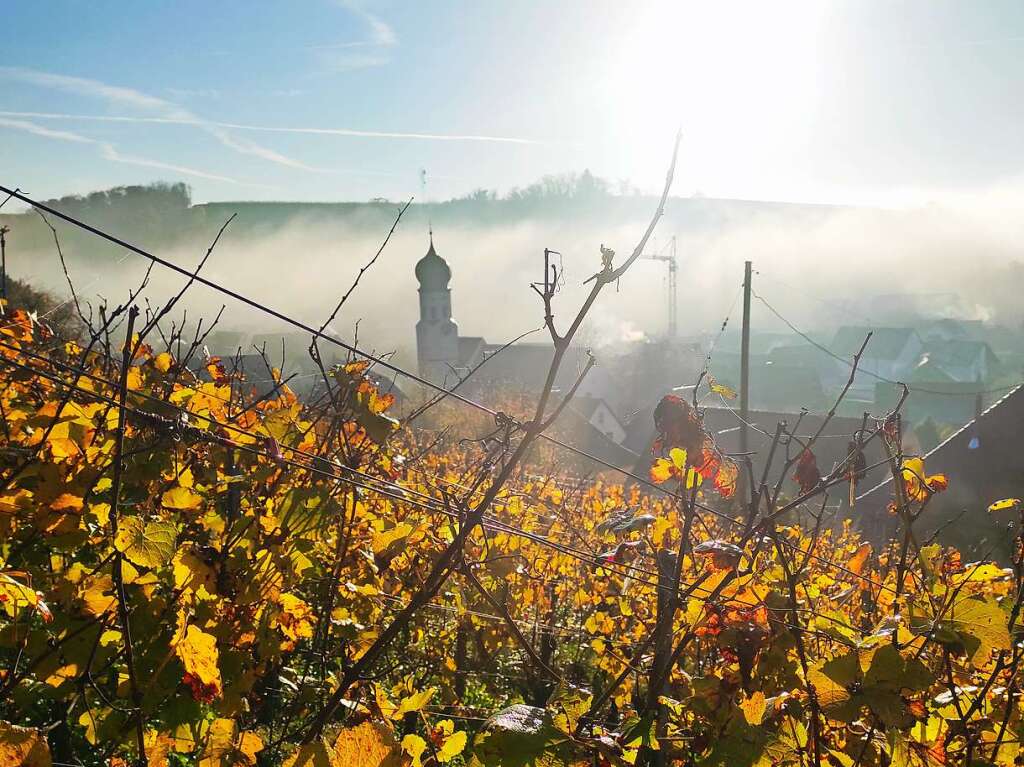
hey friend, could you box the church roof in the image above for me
[458,336,485,365]
[415,233,451,289]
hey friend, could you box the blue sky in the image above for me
[3,0,1024,205]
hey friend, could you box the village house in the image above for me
[829,326,924,399]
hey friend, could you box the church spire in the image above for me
[415,223,459,382]
[415,228,450,289]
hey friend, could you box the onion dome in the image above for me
[415,232,451,290]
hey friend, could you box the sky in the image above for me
[3,0,1024,207]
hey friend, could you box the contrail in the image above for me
[0,110,542,145]
[0,116,243,184]
[0,68,320,171]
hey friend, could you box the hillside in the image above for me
[0,180,850,259]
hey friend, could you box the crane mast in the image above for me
[640,235,678,339]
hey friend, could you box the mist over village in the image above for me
[3,3,1024,766]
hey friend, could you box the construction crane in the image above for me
[640,235,678,339]
[0,225,8,302]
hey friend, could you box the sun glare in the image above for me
[598,0,830,197]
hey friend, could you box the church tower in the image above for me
[415,231,459,382]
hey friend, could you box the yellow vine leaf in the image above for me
[282,740,335,767]
[372,522,413,554]
[114,517,176,569]
[437,733,468,763]
[708,375,737,399]
[144,729,175,767]
[848,543,871,576]
[49,493,83,513]
[76,710,99,746]
[175,625,223,701]
[47,437,79,461]
[344,360,371,376]
[947,596,1012,666]
[740,691,767,725]
[126,367,144,391]
[988,498,1021,513]
[177,466,196,488]
[651,516,674,547]
[99,628,122,646]
[649,447,704,488]
[435,725,467,763]
[332,721,404,767]
[79,574,116,617]
[275,593,316,643]
[44,664,78,689]
[162,485,203,511]
[900,457,948,502]
[402,734,427,767]
[198,718,263,767]
[0,721,52,767]
[89,502,111,526]
[669,447,688,469]
[172,550,217,599]
[648,458,675,484]
[0,571,50,622]
[392,687,436,719]
[170,722,200,754]
[953,563,1006,585]
[154,352,174,374]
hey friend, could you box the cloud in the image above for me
[334,0,397,46]
[0,67,315,172]
[0,116,241,184]
[165,87,222,100]
[360,12,397,48]
[0,110,540,145]
[312,1,397,72]
[0,67,188,116]
[313,49,390,73]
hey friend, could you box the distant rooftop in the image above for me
[832,326,919,360]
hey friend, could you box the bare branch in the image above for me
[315,199,411,339]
